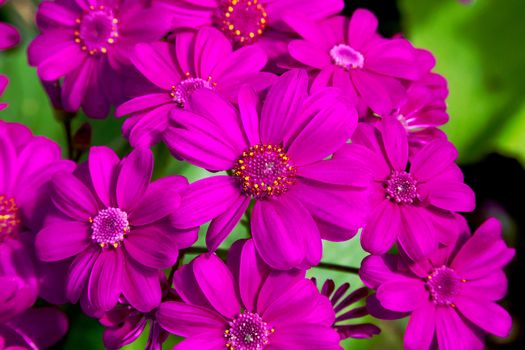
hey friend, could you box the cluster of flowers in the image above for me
[0,0,514,349]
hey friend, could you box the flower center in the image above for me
[170,75,216,108]
[329,44,364,70]
[90,207,129,248]
[217,0,268,45]
[385,171,418,204]
[225,311,273,350]
[427,266,465,306]
[0,195,21,241]
[75,5,119,55]
[232,144,297,199]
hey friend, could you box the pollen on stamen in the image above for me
[0,195,21,242]
[426,266,463,306]
[170,77,216,108]
[232,144,297,199]
[217,0,268,46]
[330,44,365,70]
[225,311,273,350]
[74,6,119,56]
[90,207,129,248]
[385,171,418,204]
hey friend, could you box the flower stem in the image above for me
[184,247,360,274]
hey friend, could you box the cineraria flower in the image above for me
[0,121,74,317]
[35,147,198,312]
[157,239,342,349]
[314,279,380,340]
[335,117,475,260]
[364,73,449,153]
[28,0,172,118]
[0,0,20,51]
[0,307,68,349]
[116,27,275,148]
[167,69,369,270]
[156,0,344,67]
[287,9,423,115]
[360,218,515,350]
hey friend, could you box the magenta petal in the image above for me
[124,227,179,269]
[172,332,226,350]
[116,93,172,117]
[380,117,408,171]
[193,254,241,319]
[193,27,231,78]
[435,307,485,350]
[299,159,370,187]
[234,240,269,312]
[359,255,404,290]
[102,315,147,350]
[376,279,426,312]
[128,176,186,226]
[348,9,378,49]
[451,218,515,279]
[121,256,161,312]
[131,42,179,90]
[260,70,308,145]
[207,196,250,252]
[172,263,213,309]
[361,200,400,255]
[37,1,78,26]
[461,270,508,301]
[288,40,331,69]
[0,22,20,50]
[38,42,86,80]
[455,296,512,338]
[157,301,225,337]
[424,180,475,212]
[411,140,458,182]
[51,172,99,220]
[7,307,68,349]
[238,86,261,146]
[88,249,123,312]
[61,58,95,111]
[404,301,436,350]
[66,246,98,303]
[116,148,153,211]
[269,324,340,349]
[398,206,438,261]
[36,221,91,261]
[252,199,310,270]
[171,176,241,229]
[88,146,119,207]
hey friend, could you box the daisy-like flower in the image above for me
[363,74,449,154]
[35,146,198,313]
[167,69,369,270]
[116,26,275,148]
[335,117,475,260]
[360,218,515,350]
[156,0,344,67]
[28,0,172,118]
[0,121,74,318]
[286,9,423,115]
[314,279,381,340]
[0,0,20,51]
[157,239,342,349]
[0,307,68,349]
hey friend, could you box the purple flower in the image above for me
[0,0,20,51]
[335,117,475,260]
[156,0,344,68]
[287,9,423,115]
[364,72,449,154]
[157,239,342,349]
[167,69,369,269]
[314,279,381,340]
[28,0,172,118]
[0,121,74,317]
[359,218,515,350]
[0,307,68,349]
[35,146,198,312]
[116,27,275,148]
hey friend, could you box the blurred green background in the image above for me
[1,0,524,349]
